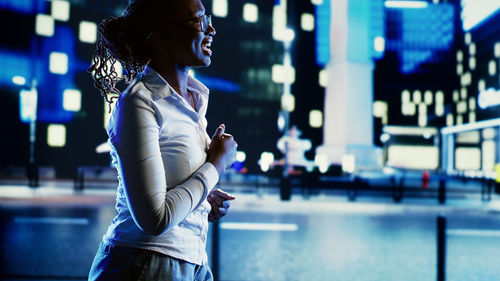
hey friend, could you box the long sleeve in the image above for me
[109,92,219,236]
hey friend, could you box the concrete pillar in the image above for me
[316,0,382,170]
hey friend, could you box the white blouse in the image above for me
[102,66,219,265]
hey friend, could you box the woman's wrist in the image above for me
[207,160,224,177]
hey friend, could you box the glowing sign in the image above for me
[19,88,38,123]
[478,88,500,109]
[315,0,330,66]
[461,0,500,31]
[385,1,428,9]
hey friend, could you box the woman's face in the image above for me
[163,0,216,68]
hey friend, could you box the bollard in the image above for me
[280,176,291,201]
[348,176,360,201]
[437,216,446,281]
[74,168,84,191]
[211,219,220,281]
[438,179,446,204]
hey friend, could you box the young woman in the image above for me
[87,0,237,279]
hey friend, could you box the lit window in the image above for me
[457,114,463,125]
[373,101,387,118]
[35,14,54,37]
[456,64,463,75]
[273,27,295,42]
[469,112,476,123]
[63,89,81,112]
[435,104,444,117]
[483,128,496,139]
[418,114,427,127]
[273,5,286,28]
[482,140,495,171]
[424,91,433,105]
[272,64,295,83]
[469,43,476,55]
[374,36,385,53]
[465,72,471,85]
[453,90,459,102]
[47,124,66,147]
[457,101,467,114]
[341,155,355,173]
[495,42,500,58]
[457,50,463,62]
[272,5,295,42]
[455,147,480,170]
[213,0,228,17]
[413,90,422,103]
[407,103,416,116]
[236,151,246,162]
[301,13,314,31]
[311,0,323,5]
[79,21,97,43]
[315,154,328,173]
[309,110,323,128]
[52,0,70,22]
[401,104,408,116]
[469,57,476,70]
[489,60,497,76]
[436,91,444,104]
[387,145,439,170]
[469,97,476,111]
[281,93,295,112]
[461,88,467,99]
[12,76,26,86]
[243,3,258,23]
[418,103,427,115]
[402,90,410,103]
[49,52,68,75]
[319,69,327,87]
[460,74,467,86]
[478,79,486,91]
[258,152,274,172]
[465,33,471,44]
[446,113,454,126]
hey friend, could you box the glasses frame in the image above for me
[178,14,212,33]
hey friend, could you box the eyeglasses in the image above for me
[180,14,212,32]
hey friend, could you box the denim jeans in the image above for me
[88,242,213,281]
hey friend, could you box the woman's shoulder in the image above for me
[121,79,155,103]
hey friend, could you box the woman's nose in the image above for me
[207,24,216,36]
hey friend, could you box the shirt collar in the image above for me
[140,65,209,102]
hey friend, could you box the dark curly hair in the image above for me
[88,0,169,111]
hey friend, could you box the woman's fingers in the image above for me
[208,189,235,207]
[207,189,235,222]
[213,124,225,138]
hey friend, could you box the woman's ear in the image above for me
[149,29,171,45]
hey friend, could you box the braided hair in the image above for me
[88,0,166,111]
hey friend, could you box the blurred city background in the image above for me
[1,0,500,280]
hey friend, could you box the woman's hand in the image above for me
[206,124,237,176]
[207,188,236,222]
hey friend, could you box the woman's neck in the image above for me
[150,61,189,96]
[149,61,197,111]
